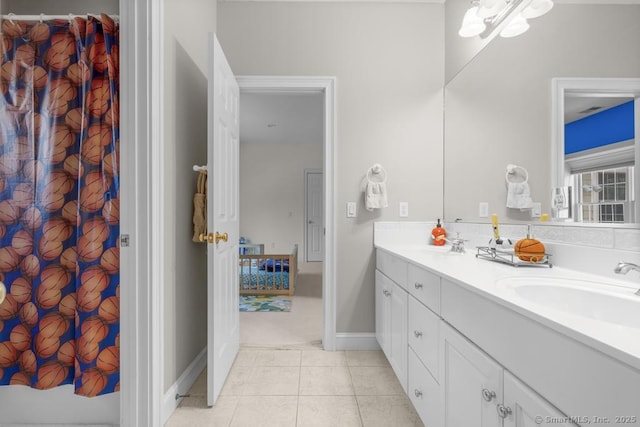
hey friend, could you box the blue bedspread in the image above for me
[240,265,290,290]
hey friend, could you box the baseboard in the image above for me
[334,333,381,351]
[161,347,207,425]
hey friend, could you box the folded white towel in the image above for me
[365,181,388,211]
[506,182,533,209]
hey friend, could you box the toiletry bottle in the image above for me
[432,219,446,246]
[514,225,545,263]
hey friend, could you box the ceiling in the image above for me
[239,92,323,145]
[564,95,633,123]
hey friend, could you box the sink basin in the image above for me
[495,277,640,329]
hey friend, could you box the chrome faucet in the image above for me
[614,261,640,296]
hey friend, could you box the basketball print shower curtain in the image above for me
[0,14,120,397]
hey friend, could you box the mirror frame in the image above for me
[551,77,640,224]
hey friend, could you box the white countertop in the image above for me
[375,242,640,372]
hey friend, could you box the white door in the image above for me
[442,323,503,427]
[503,371,574,427]
[207,34,240,406]
[305,170,323,262]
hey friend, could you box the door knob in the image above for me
[214,232,228,244]
[200,232,228,244]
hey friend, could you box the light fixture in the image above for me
[477,0,507,19]
[458,0,554,39]
[521,0,554,19]
[458,6,486,38]
[499,13,529,38]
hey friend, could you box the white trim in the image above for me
[565,139,635,173]
[237,76,337,351]
[120,0,162,425]
[161,348,207,425]
[335,333,382,351]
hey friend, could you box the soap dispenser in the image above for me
[431,219,446,246]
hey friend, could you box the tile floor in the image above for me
[165,349,424,427]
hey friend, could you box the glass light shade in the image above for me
[500,13,530,38]
[522,0,554,19]
[477,0,508,19]
[458,6,487,38]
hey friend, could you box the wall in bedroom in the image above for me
[218,2,445,334]
[239,141,322,270]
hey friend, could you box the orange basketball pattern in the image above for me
[0,15,120,397]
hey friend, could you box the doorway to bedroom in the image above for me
[237,88,325,348]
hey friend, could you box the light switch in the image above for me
[531,202,542,218]
[479,202,489,218]
[347,202,357,218]
[399,202,409,218]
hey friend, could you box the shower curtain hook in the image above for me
[40,13,45,23]
[7,13,15,24]
[68,13,74,23]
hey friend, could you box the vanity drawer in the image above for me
[408,347,441,427]
[408,295,440,382]
[408,263,440,314]
[376,250,408,290]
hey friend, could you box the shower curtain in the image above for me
[0,14,119,397]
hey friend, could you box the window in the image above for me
[573,166,634,223]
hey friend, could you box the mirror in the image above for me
[443,3,640,225]
[552,78,640,223]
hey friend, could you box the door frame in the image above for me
[120,0,164,425]
[237,76,337,351]
[304,168,324,263]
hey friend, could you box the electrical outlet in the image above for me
[346,202,357,218]
[399,202,409,218]
[479,202,489,218]
[531,202,542,218]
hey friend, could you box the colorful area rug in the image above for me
[239,295,292,312]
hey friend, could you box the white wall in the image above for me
[239,142,322,263]
[162,0,215,392]
[444,4,640,224]
[218,2,445,333]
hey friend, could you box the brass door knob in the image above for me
[215,232,228,244]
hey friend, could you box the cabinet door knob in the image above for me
[414,389,423,398]
[497,403,512,419]
[383,289,391,297]
[414,282,423,289]
[413,330,423,338]
[481,388,496,402]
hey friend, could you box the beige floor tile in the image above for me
[301,350,347,366]
[188,368,207,396]
[346,350,389,367]
[243,366,300,396]
[349,366,405,396]
[299,366,354,396]
[220,365,253,396]
[230,396,298,427]
[297,396,362,427]
[254,349,302,367]
[234,350,259,367]
[165,395,239,427]
[357,395,423,427]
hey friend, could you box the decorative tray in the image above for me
[475,246,552,268]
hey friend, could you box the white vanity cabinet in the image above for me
[442,323,572,427]
[375,269,408,391]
